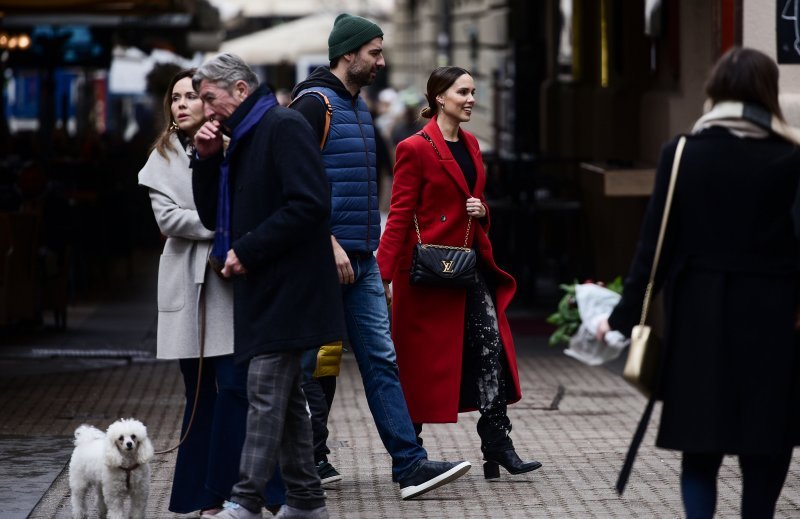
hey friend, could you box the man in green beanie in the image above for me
[327,12,384,64]
[291,13,472,501]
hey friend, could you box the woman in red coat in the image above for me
[377,66,541,480]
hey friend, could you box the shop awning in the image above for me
[219,13,337,65]
[221,0,392,18]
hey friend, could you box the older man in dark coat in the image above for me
[191,53,342,519]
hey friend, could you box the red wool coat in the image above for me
[376,117,521,423]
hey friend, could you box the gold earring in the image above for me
[440,102,445,111]
[169,120,179,132]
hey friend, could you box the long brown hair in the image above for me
[420,66,471,119]
[150,68,198,159]
[705,47,783,120]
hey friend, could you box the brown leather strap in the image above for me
[290,91,333,150]
[155,284,206,455]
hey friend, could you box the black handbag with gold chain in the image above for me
[408,132,478,288]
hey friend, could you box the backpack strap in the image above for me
[290,90,333,150]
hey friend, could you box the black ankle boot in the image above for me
[482,448,542,479]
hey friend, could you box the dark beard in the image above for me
[346,66,374,88]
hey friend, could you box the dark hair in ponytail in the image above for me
[420,66,471,119]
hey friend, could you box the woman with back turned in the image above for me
[598,47,800,518]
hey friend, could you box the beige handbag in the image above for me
[623,136,686,397]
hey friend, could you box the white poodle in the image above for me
[69,418,154,519]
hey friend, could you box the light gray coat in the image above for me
[138,135,234,359]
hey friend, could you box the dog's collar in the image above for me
[119,463,141,490]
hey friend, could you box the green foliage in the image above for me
[605,276,623,295]
[546,276,623,347]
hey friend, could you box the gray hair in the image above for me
[192,53,259,92]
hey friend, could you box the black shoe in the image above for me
[398,459,472,500]
[316,460,342,484]
[482,449,542,479]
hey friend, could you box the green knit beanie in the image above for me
[328,13,383,61]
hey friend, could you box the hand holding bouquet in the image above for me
[547,277,629,366]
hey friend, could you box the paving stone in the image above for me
[4,342,799,518]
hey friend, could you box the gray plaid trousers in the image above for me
[231,351,325,512]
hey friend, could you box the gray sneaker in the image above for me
[273,505,329,519]
[213,501,262,519]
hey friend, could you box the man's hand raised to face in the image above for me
[194,120,224,158]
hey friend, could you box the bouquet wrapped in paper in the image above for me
[547,279,629,366]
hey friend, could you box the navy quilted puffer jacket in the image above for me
[293,68,380,253]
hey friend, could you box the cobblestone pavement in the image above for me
[5,341,799,518]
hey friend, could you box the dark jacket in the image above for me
[192,84,344,363]
[610,127,800,455]
[291,67,380,253]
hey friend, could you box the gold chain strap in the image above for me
[413,131,473,250]
[155,284,206,455]
[413,213,472,250]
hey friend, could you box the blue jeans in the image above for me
[342,254,427,481]
[170,356,286,513]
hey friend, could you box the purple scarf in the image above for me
[210,91,279,270]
